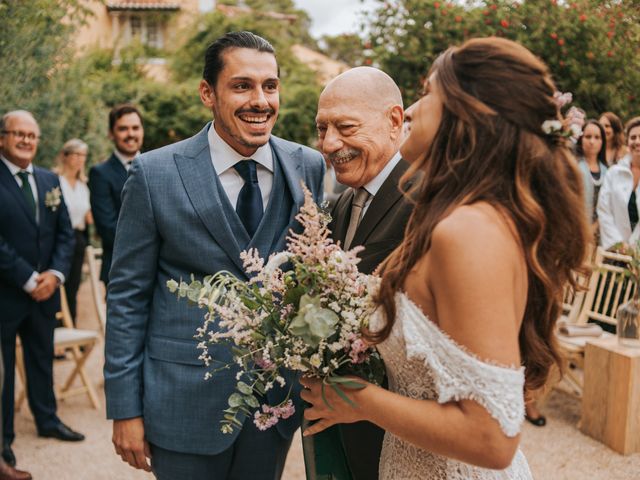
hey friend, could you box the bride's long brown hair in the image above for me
[372,37,590,391]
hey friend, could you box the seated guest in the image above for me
[0,111,84,471]
[599,112,628,166]
[55,139,92,324]
[576,120,608,239]
[598,117,640,250]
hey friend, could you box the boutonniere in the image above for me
[45,186,62,211]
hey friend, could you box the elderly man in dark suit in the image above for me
[316,67,417,480]
[89,104,144,286]
[0,110,84,470]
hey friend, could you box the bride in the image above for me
[300,37,590,479]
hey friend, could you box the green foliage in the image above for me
[365,0,640,119]
[319,33,366,66]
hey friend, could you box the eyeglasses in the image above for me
[1,130,41,142]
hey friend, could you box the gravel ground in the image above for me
[11,279,640,479]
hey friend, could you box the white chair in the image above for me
[556,247,632,395]
[16,285,101,410]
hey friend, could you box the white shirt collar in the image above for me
[1,154,33,175]
[207,122,273,175]
[113,149,139,170]
[363,151,402,197]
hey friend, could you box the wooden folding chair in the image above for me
[556,247,632,396]
[16,285,101,410]
[85,245,106,336]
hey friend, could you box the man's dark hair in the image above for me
[203,31,276,88]
[108,104,143,132]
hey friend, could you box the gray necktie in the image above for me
[344,187,370,250]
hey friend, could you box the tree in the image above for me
[0,0,108,166]
[319,33,366,66]
[365,0,640,119]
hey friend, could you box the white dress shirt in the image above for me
[113,149,139,171]
[207,123,273,211]
[1,155,64,292]
[59,176,90,230]
[361,151,402,217]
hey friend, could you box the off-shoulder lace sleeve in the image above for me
[399,294,525,437]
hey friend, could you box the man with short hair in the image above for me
[89,104,144,286]
[104,31,324,479]
[316,67,417,480]
[0,110,84,472]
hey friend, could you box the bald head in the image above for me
[315,67,404,189]
[321,67,403,113]
[0,110,40,169]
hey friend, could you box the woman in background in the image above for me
[599,112,628,166]
[598,117,640,251]
[55,139,92,324]
[576,120,608,239]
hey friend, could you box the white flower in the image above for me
[569,123,583,139]
[542,120,562,135]
[45,186,62,211]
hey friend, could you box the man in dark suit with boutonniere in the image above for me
[316,67,418,480]
[89,104,144,286]
[0,110,84,471]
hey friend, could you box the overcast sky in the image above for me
[292,0,378,38]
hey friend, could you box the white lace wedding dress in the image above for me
[370,292,533,479]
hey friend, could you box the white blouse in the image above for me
[59,176,91,231]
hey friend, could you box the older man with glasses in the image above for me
[0,110,84,477]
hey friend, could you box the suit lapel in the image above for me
[352,160,409,246]
[268,137,304,249]
[33,167,49,226]
[0,160,37,226]
[173,125,245,272]
[107,154,128,186]
[331,189,355,246]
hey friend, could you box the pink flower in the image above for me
[253,410,279,431]
[348,338,369,364]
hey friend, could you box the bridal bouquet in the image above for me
[167,186,384,434]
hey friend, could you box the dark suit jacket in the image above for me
[329,158,417,480]
[330,159,415,275]
[89,153,127,283]
[0,162,74,319]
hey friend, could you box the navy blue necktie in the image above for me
[234,160,263,237]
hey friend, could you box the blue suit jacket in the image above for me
[89,154,127,283]
[0,162,74,320]
[104,124,325,455]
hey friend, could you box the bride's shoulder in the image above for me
[431,203,520,258]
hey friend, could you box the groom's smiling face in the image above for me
[201,47,280,157]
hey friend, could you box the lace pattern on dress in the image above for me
[398,293,526,437]
[371,292,533,480]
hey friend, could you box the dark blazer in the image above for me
[104,124,325,455]
[0,162,75,318]
[329,158,417,480]
[89,153,127,283]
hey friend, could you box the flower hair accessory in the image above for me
[553,91,573,109]
[541,120,582,139]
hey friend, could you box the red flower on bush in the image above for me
[558,39,565,46]
[455,15,462,23]
[550,32,558,40]
[434,1,441,8]
[579,14,587,22]
[500,19,509,28]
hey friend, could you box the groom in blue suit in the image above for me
[104,32,324,479]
